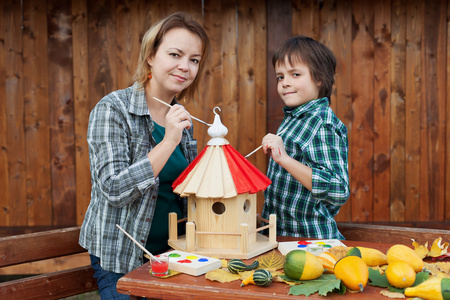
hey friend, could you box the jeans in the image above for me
[90,254,130,300]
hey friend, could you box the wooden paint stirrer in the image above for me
[116,224,161,263]
[153,97,212,126]
[245,128,288,158]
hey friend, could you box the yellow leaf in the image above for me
[328,246,350,260]
[205,268,241,283]
[221,259,228,268]
[428,237,449,257]
[380,289,406,298]
[436,262,450,277]
[412,239,429,259]
[257,250,285,270]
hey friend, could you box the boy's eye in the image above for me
[293,73,300,77]
[276,75,284,81]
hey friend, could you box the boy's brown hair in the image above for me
[272,35,336,100]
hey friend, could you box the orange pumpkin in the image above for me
[317,252,338,274]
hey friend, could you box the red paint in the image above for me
[177,259,192,263]
[151,260,169,276]
[297,241,311,245]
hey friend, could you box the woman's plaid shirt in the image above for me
[79,83,197,274]
[262,97,350,240]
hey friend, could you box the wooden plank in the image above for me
[292,0,320,39]
[0,266,97,300]
[253,0,268,214]
[87,0,117,109]
[420,0,446,221]
[446,0,450,223]
[405,0,422,221]
[334,0,352,222]
[0,227,85,268]
[373,0,391,221]
[318,0,337,112]
[47,0,77,226]
[338,223,450,245]
[390,0,406,221]
[4,0,27,226]
[22,0,52,226]
[198,0,223,150]
[72,0,91,225]
[266,0,291,134]
[116,0,141,89]
[350,0,374,222]
[0,0,10,226]
[237,0,256,157]
[221,0,239,147]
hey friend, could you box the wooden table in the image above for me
[117,237,396,299]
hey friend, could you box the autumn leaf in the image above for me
[257,250,285,271]
[380,290,406,298]
[283,274,342,297]
[429,237,449,257]
[205,268,241,283]
[412,239,429,259]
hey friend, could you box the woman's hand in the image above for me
[163,104,192,146]
[262,133,288,164]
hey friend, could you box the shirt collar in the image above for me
[282,97,329,117]
[129,82,149,116]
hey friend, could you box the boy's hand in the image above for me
[262,133,287,164]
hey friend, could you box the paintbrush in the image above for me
[116,224,161,263]
[245,127,288,158]
[153,97,211,126]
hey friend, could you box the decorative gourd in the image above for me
[386,244,424,273]
[228,259,259,274]
[317,252,337,274]
[356,246,388,266]
[385,260,416,288]
[334,255,369,291]
[283,250,324,281]
[240,269,273,287]
[404,277,450,300]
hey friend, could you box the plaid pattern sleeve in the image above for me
[262,97,350,240]
[79,83,197,274]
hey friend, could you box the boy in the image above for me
[261,35,350,240]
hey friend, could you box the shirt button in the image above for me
[141,239,145,243]
[152,195,156,199]
[146,218,151,222]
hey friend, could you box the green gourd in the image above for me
[227,259,259,274]
[240,269,273,287]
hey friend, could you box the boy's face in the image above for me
[275,58,320,108]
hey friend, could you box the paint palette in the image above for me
[278,239,346,255]
[164,250,222,276]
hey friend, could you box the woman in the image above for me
[79,12,211,299]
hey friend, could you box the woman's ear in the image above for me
[147,56,153,67]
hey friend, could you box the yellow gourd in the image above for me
[385,260,416,288]
[386,244,424,273]
[404,277,450,300]
[317,252,337,274]
[356,246,388,266]
[334,255,369,291]
[283,250,324,280]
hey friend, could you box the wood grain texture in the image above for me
[350,0,375,221]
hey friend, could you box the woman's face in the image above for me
[147,27,203,99]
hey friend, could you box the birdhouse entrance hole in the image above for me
[212,201,225,215]
[243,199,250,213]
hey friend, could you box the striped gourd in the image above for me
[317,252,338,274]
[227,259,259,274]
[240,269,273,287]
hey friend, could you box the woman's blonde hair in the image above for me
[133,12,211,103]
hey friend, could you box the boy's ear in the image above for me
[316,81,322,87]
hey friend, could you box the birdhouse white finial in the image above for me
[207,107,229,146]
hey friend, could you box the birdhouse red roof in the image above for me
[172,108,271,198]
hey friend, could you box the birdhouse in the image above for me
[169,107,278,259]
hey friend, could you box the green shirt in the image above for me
[146,122,187,254]
[262,97,350,240]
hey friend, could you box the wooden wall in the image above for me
[0,0,449,228]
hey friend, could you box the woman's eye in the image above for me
[191,58,200,64]
[170,53,180,58]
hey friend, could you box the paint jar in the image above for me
[151,255,169,277]
[306,244,323,256]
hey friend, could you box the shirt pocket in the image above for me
[130,135,151,164]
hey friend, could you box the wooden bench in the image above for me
[338,222,450,245]
[0,226,98,299]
